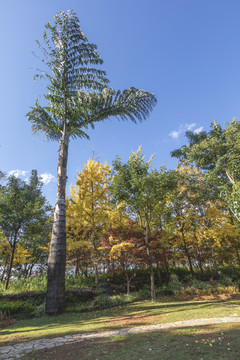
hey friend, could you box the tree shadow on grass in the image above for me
[20,323,240,360]
[1,296,239,344]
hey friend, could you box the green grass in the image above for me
[1,295,240,346]
[0,274,96,295]
[20,323,240,360]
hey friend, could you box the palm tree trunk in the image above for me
[46,135,68,315]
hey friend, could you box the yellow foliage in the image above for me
[13,244,31,265]
[66,159,113,264]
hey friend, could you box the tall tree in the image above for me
[100,220,144,295]
[112,147,176,300]
[27,11,157,314]
[171,119,240,221]
[0,171,49,289]
[67,158,112,284]
[20,218,52,278]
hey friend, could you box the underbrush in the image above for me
[0,274,96,295]
[66,293,135,313]
[0,269,239,320]
[0,275,47,295]
[2,283,239,321]
[174,285,238,297]
[0,299,44,319]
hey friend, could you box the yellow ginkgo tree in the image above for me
[66,158,112,284]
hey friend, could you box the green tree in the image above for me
[112,147,176,300]
[20,218,52,278]
[27,11,157,314]
[171,119,240,222]
[0,171,50,289]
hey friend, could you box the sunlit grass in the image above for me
[1,296,240,346]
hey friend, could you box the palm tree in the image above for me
[27,10,157,315]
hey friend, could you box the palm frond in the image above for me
[27,101,62,141]
[77,87,157,125]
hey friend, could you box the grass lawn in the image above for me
[20,323,240,360]
[0,295,240,347]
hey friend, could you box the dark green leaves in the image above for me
[0,171,50,243]
[112,147,176,225]
[171,118,240,222]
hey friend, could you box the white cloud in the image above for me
[185,123,196,131]
[194,126,204,134]
[8,170,29,179]
[8,170,56,186]
[40,173,56,185]
[169,123,204,140]
[169,130,181,139]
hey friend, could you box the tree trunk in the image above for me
[208,239,220,276]
[94,262,99,286]
[126,273,130,295]
[28,263,34,278]
[1,261,7,282]
[157,262,162,285]
[75,260,79,275]
[235,246,240,266]
[5,234,17,290]
[196,250,204,275]
[181,225,194,276]
[144,225,155,301]
[46,135,68,315]
[193,233,204,275]
[163,256,170,281]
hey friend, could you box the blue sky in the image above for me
[1,0,240,205]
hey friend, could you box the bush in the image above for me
[219,276,233,286]
[90,294,112,310]
[65,289,96,304]
[135,285,152,300]
[0,299,35,317]
[31,302,46,318]
[174,285,238,297]
[168,274,183,291]
[65,274,95,290]
[191,279,211,289]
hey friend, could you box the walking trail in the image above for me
[1,317,240,360]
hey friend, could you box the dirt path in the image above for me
[1,317,240,360]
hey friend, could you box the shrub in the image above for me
[174,285,238,297]
[0,299,35,317]
[65,274,95,290]
[90,294,112,310]
[168,274,183,291]
[135,285,151,300]
[219,276,233,286]
[191,279,211,289]
[31,302,46,318]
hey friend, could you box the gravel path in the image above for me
[1,317,240,360]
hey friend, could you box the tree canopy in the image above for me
[0,171,50,288]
